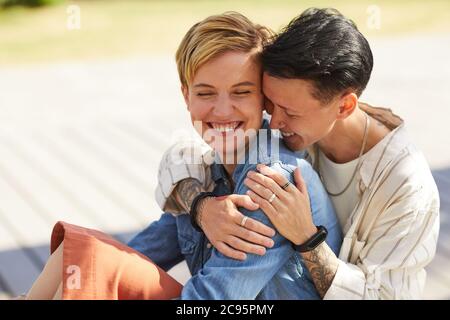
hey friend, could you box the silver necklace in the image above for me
[318,112,370,197]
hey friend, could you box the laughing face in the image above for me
[182,51,264,163]
[263,74,340,151]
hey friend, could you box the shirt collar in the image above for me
[358,122,410,187]
[357,103,409,187]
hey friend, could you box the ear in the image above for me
[336,92,358,120]
[181,85,190,110]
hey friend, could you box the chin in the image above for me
[283,137,305,152]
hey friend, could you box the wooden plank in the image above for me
[0,165,54,251]
[0,215,43,297]
[96,122,163,169]
[60,126,157,221]
[113,120,172,155]
[0,134,102,230]
[28,130,149,232]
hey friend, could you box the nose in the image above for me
[269,105,286,130]
[212,94,234,118]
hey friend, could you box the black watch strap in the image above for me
[190,192,216,232]
[292,225,328,253]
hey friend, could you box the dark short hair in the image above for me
[262,8,373,104]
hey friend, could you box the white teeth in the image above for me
[281,131,295,137]
[210,122,241,133]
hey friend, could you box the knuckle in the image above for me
[242,229,252,239]
[227,237,237,247]
[260,200,269,209]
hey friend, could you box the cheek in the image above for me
[238,96,263,120]
[188,100,212,121]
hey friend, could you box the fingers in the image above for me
[214,241,247,261]
[225,235,267,256]
[239,215,276,238]
[245,171,286,201]
[244,177,276,201]
[246,190,279,221]
[294,167,307,194]
[227,194,259,211]
[256,164,291,188]
[234,226,275,248]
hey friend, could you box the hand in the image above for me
[198,194,276,260]
[244,164,317,245]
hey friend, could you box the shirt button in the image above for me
[206,243,212,249]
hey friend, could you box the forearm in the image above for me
[172,178,206,213]
[301,242,339,298]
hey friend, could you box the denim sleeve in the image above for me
[127,213,184,272]
[181,162,298,300]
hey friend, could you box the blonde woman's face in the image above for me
[183,51,264,158]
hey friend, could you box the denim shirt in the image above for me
[128,120,342,300]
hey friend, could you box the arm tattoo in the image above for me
[301,242,339,298]
[172,178,205,213]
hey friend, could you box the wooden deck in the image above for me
[0,118,178,294]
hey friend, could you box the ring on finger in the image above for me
[281,181,291,190]
[268,193,276,203]
[240,216,249,227]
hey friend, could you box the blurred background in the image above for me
[0,0,449,299]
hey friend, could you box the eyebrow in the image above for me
[232,81,256,88]
[193,83,215,88]
[193,81,256,89]
[276,103,301,114]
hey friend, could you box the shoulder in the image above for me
[368,143,439,211]
[161,139,213,167]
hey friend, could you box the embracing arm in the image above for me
[171,178,205,213]
[245,161,342,298]
[181,164,296,299]
[156,139,213,214]
[245,162,440,299]
[301,243,339,298]
[156,141,275,260]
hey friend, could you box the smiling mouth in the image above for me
[280,130,295,137]
[207,121,244,133]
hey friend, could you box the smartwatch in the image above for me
[292,225,328,253]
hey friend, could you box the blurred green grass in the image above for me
[1,0,449,65]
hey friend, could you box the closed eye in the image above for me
[197,92,215,97]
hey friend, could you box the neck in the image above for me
[318,108,370,164]
[219,151,239,177]
[223,164,236,176]
[318,106,393,163]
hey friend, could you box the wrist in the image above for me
[190,191,215,232]
[196,196,213,229]
[293,223,319,246]
[292,225,328,253]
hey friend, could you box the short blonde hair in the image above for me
[176,12,274,88]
